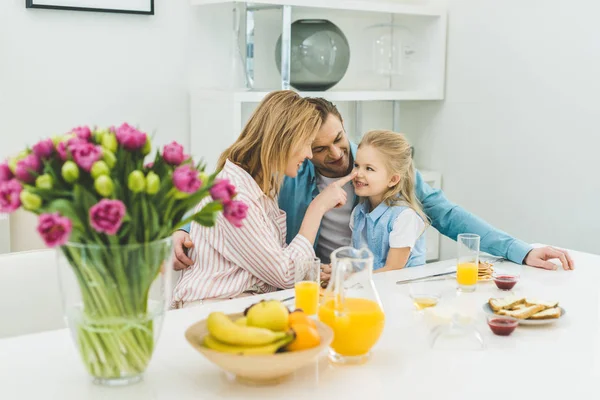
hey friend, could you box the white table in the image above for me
[2,248,599,399]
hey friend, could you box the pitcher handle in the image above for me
[333,259,349,316]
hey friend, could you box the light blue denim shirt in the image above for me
[352,201,427,269]
[183,142,533,264]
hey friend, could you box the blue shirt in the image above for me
[278,142,532,264]
[352,201,427,269]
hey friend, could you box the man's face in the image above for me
[310,114,351,178]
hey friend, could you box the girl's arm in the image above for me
[375,248,412,273]
[375,209,425,274]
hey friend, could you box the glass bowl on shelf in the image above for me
[363,23,416,78]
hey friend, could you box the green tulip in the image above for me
[102,150,117,168]
[141,138,151,155]
[94,175,114,197]
[90,161,110,179]
[8,150,29,173]
[146,172,160,195]
[128,170,146,193]
[61,161,79,183]
[198,172,209,184]
[101,133,118,153]
[20,191,42,211]
[51,135,62,146]
[93,128,109,144]
[35,174,54,190]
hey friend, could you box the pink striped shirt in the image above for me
[172,160,315,307]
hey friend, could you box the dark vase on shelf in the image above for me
[275,19,350,91]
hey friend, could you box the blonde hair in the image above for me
[358,130,428,225]
[217,90,321,197]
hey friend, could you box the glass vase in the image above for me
[56,238,173,386]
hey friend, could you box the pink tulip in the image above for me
[173,165,202,194]
[15,154,41,184]
[0,162,13,183]
[71,126,92,141]
[115,123,147,151]
[210,179,237,204]
[223,200,248,228]
[162,141,185,166]
[36,213,72,247]
[32,138,55,159]
[89,199,126,235]
[71,142,103,172]
[0,179,23,213]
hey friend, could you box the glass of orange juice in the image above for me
[456,233,480,292]
[294,257,321,315]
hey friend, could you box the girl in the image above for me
[172,90,355,308]
[350,130,428,272]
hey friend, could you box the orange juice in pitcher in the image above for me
[319,247,385,364]
[318,297,384,359]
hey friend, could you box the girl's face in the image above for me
[353,145,400,199]
[284,137,314,178]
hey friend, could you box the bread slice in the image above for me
[524,298,559,309]
[489,297,525,312]
[497,304,546,319]
[509,303,527,311]
[529,307,562,320]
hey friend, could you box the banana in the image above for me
[234,316,248,326]
[206,312,287,346]
[203,334,293,355]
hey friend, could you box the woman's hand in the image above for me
[313,171,357,213]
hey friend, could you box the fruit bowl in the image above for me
[185,312,334,385]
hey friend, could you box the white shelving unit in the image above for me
[190,0,446,261]
[191,0,445,17]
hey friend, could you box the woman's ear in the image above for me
[388,174,401,187]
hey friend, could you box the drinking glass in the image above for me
[294,257,321,315]
[456,234,480,292]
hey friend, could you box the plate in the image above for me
[482,303,566,326]
[444,266,493,282]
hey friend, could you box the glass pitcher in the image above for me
[318,246,385,365]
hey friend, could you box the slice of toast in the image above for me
[524,299,559,309]
[497,304,546,319]
[529,307,562,320]
[509,303,527,311]
[489,297,525,312]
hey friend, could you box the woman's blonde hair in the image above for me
[358,130,428,225]
[216,90,321,197]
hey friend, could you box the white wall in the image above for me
[410,0,600,259]
[0,0,232,252]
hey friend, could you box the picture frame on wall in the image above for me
[25,0,154,15]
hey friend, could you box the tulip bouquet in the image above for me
[0,124,247,384]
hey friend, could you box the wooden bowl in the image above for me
[185,312,334,385]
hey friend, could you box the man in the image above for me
[173,97,574,272]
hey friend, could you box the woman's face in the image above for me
[284,138,314,178]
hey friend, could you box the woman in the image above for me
[171,90,355,308]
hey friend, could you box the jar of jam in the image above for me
[486,315,518,336]
[492,273,519,291]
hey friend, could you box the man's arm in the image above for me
[414,170,532,264]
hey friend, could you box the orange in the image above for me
[286,323,321,352]
[288,310,317,329]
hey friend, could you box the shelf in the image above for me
[193,89,443,103]
[190,0,445,17]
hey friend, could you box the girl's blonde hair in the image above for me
[358,130,428,225]
[216,90,321,197]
